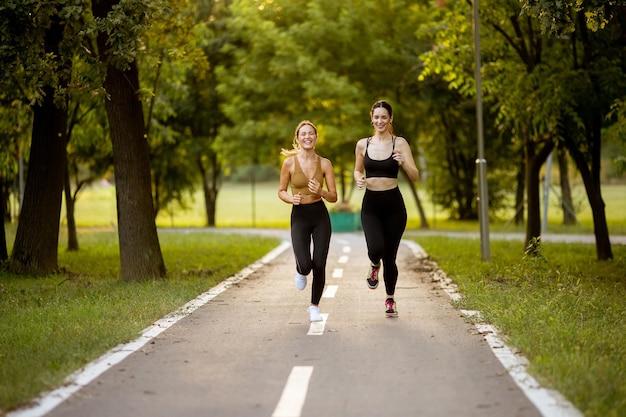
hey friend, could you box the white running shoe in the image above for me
[294,273,307,290]
[308,305,323,322]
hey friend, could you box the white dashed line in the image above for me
[332,268,343,278]
[342,246,351,253]
[338,255,348,264]
[272,366,314,417]
[323,285,338,298]
[307,313,329,336]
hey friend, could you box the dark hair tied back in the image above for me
[370,100,393,118]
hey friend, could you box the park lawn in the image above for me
[69,181,626,234]
[0,230,281,414]
[407,233,626,417]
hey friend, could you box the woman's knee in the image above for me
[298,259,313,275]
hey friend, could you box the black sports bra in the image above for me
[364,137,399,179]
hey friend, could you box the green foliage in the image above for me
[0,230,280,413]
[216,0,427,174]
[520,0,623,34]
[412,235,626,417]
[416,0,519,219]
[604,99,626,175]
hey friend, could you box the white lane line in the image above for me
[8,241,293,417]
[307,313,329,336]
[343,246,351,253]
[338,255,348,264]
[332,268,343,278]
[402,239,584,417]
[272,366,314,417]
[476,323,584,417]
[323,285,338,298]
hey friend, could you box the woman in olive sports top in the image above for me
[278,120,338,322]
[353,100,419,318]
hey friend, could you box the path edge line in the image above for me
[402,239,584,417]
[7,240,292,417]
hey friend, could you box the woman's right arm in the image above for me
[278,157,297,204]
[354,139,366,190]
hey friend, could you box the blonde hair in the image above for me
[280,120,318,156]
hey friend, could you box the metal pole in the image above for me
[542,152,553,233]
[473,0,490,261]
[251,170,256,228]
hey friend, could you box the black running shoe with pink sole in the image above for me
[385,298,398,318]
[366,263,380,289]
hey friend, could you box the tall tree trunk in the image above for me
[102,62,166,280]
[524,138,555,253]
[557,146,576,225]
[9,18,68,274]
[94,0,166,280]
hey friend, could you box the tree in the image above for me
[519,0,624,260]
[3,4,75,274]
[417,1,523,222]
[93,0,166,279]
[217,0,430,220]
[64,95,113,251]
[152,0,227,226]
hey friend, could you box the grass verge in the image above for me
[406,234,625,417]
[0,230,281,414]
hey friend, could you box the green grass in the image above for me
[407,234,626,417]
[0,230,280,414]
[67,180,626,234]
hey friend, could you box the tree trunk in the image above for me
[564,124,613,260]
[514,156,525,226]
[102,62,166,280]
[557,146,576,225]
[0,182,8,261]
[9,18,68,275]
[524,138,555,253]
[94,0,166,279]
[197,154,220,227]
[64,162,79,251]
[401,170,429,229]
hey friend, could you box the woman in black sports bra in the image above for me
[353,100,419,318]
[279,120,338,322]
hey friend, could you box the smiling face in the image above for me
[296,123,317,150]
[371,107,392,134]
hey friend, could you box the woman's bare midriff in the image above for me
[366,177,398,191]
[299,195,323,205]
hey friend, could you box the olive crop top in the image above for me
[290,155,324,195]
[364,137,399,179]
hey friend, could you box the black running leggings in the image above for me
[291,200,331,305]
[360,187,407,296]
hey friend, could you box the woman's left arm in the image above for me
[320,158,338,203]
[393,137,420,182]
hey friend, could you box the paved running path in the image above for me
[21,231,583,417]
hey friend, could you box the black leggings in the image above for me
[291,200,331,305]
[361,187,407,296]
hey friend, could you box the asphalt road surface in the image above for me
[19,231,584,417]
